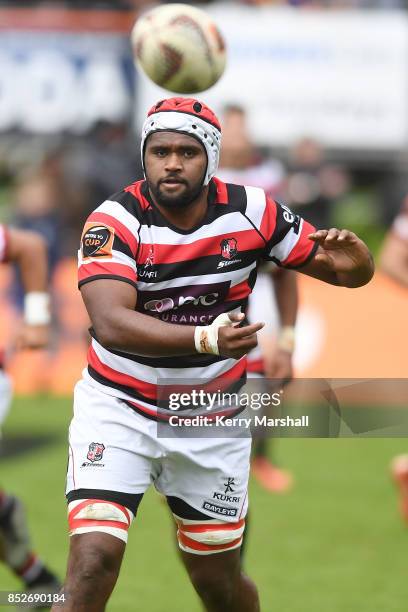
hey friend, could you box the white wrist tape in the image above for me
[194,313,236,355]
[277,326,296,354]
[24,292,51,326]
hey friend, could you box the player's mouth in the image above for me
[160,178,186,186]
[159,178,187,192]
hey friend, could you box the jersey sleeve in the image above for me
[261,197,318,268]
[0,224,9,263]
[78,200,140,289]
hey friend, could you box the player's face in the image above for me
[144,132,207,209]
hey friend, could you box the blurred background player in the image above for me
[379,197,408,523]
[217,104,295,492]
[246,265,296,493]
[0,223,61,603]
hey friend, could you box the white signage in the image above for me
[136,7,408,152]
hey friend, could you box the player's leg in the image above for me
[0,490,60,594]
[55,379,154,610]
[167,497,259,612]
[181,546,259,612]
[159,429,259,611]
[0,352,12,426]
[0,354,61,597]
[54,490,141,611]
[391,454,408,523]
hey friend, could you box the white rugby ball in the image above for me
[131,3,226,94]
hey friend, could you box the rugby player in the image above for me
[55,98,374,612]
[380,197,408,521]
[0,224,60,601]
[217,104,295,492]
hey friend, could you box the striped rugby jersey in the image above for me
[78,178,317,420]
[0,224,8,263]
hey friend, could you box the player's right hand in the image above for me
[217,313,264,359]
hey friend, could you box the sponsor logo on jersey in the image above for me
[139,283,229,320]
[81,224,114,259]
[223,477,236,493]
[144,292,219,313]
[213,492,240,503]
[279,202,301,234]
[202,501,238,517]
[86,442,105,463]
[144,247,154,267]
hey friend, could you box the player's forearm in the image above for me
[273,269,298,326]
[334,252,375,288]
[12,232,48,293]
[93,306,196,357]
[380,261,408,288]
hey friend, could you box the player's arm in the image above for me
[262,268,297,381]
[81,280,263,359]
[379,230,408,288]
[299,228,374,287]
[6,228,50,348]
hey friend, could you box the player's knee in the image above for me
[174,515,245,555]
[189,566,235,607]
[76,546,113,580]
[68,499,134,544]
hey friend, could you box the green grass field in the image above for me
[1,396,408,611]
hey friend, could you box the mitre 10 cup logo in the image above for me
[81,223,114,259]
[220,237,238,260]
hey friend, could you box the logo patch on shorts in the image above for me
[202,501,237,517]
[81,223,114,259]
[86,442,105,463]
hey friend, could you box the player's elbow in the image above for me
[91,317,122,350]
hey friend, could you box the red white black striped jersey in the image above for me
[0,224,8,263]
[78,178,317,420]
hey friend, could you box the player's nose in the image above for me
[164,152,183,171]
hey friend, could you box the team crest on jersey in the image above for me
[81,223,114,259]
[86,442,105,463]
[220,238,238,260]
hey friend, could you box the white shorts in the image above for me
[66,379,251,522]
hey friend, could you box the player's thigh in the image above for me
[66,379,157,496]
[159,435,250,560]
[158,434,251,524]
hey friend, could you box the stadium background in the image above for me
[0,1,407,610]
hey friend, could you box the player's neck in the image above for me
[150,187,210,230]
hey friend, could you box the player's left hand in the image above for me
[16,324,50,350]
[309,228,370,272]
[264,348,293,385]
[308,228,374,287]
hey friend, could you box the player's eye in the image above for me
[183,149,196,158]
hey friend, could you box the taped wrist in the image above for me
[24,292,50,326]
[277,326,295,354]
[194,312,236,355]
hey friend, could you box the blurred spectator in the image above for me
[218,104,294,493]
[283,137,350,228]
[379,195,408,287]
[219,104,285,198]
[10,170,62,309]
[60,120,142,255]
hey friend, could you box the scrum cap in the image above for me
[141,97,221,186]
